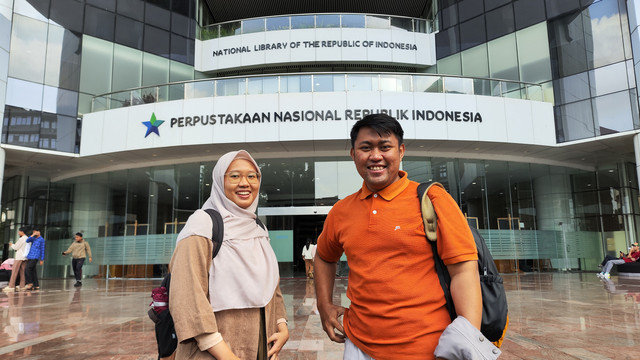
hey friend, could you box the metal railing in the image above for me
[199,13,435,41]
[91,73,547,112]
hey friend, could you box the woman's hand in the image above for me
[267,322,289,360]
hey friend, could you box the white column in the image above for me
[0,0,14,126]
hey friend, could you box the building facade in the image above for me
[1,0,640,279]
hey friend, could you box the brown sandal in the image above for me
[24,284,33,291]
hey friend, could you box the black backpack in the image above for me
[148,209,266,359]
[417,182,508,346]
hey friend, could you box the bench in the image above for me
[617,261,640,277]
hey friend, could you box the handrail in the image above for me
[198,13,436,41]
[91,72,546,112]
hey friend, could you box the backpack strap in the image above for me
[204,209,224,259]
[417,182,457,322]
[203,209,266,259]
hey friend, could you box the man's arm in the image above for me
[314,254,346,343]
[447,260,482,329]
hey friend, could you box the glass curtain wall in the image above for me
[1,157,638,278]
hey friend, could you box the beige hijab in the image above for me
[176,150,279,311]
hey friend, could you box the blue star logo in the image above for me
[143,112,165,138]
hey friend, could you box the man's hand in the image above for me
[317,302,346,343]
[267,322,289,359]
[89,257,93,263]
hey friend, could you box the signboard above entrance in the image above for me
[195,28,436,72]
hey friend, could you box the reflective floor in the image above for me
[0,273,639,359]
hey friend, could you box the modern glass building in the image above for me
[1,0,639,279]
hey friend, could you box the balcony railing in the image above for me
[198,13,435,41]
[91,73,546,112]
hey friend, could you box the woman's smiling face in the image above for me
[223,159,260,209]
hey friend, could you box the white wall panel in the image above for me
[212,96,247,143]
[278,92,314,141]
[79,112,105,156]
[101,107,129,153]
[245,94,279,142]
[477,97,507,142]
[179,97,215,145]
[444,93,480,141]
[504,98,535,144]
[312,92,348,140]
[414,92,448,140]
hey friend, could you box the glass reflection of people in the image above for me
[169,150,288,360]
[302,238,315,278]
[4,292,25,342]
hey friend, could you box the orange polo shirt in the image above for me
[317,172,478,360]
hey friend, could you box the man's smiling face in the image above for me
[350,126,405,193]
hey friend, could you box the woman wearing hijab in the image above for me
[169,150,288,360]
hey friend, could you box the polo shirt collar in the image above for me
[359,171,409,200]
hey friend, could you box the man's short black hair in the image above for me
[32,226,41,232]
[75,232,83,238]
[350,113,404,148]
[18,226,31,234]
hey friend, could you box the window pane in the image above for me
[316,14,340,28]
[555,99,594,142]
[366,15,390,29]
[516,23,552,83]
[588,0,625,68]
[9,14,47,83]
[45,25,82,91]
[116,0,144,21]
[593,91,634,135]
[488,33,518,81]
[589,62,628,97]
[341,14,365,28]
[438,53,462,75]
[514,0,546,30]
[548,12,588,77]
[347,75,378,91]
[84,5,115,42]
[171,34,194,64]
[46,113,76,152]
[115,15,144,50]
[461,44,489,78]
[414,75,442,93]
[248,77,264,94]
[3,106,41,149]
[291,15,314,29]
[243,18,265,34]
[144,25,170,57]
[145,0,171,30]
[313,75,333,92]
[79,36,114,95]
[5,77,44,111]
[220,21,241,37]
[554,72,590,104]
[50,0,84,33]
[459,16,486,51]
[458,0,483,22]
[263,77,278,93]
[112,45,142,92]
[42,86,78,117]
[217,78,245,96]
[390,17,413,31]
[486,4,515,41]
[142,53,169,101]
[435,26,459,59]
[266,17,289,31]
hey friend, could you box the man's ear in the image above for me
[399,143,405,159]
[350,147,355,160]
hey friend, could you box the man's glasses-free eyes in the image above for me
[225,172,260,184]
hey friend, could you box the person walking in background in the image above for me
[598,243,640,279]
[4,226,30,292]
[62,232,92,287]
[302,238,315,278]
[169,150,288,360]
[24,228,45,291]
[315,114,496,359]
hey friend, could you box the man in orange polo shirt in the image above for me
[315,114,496,359]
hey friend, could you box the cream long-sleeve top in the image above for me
[63,240,92,259]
